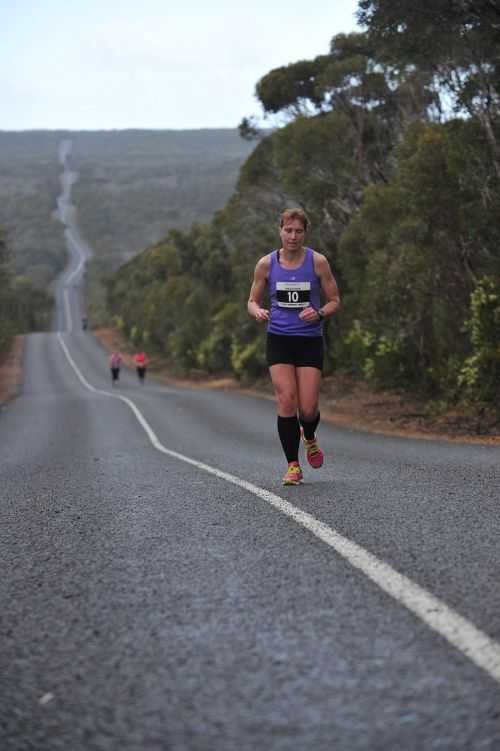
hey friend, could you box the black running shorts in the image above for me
[266,333,323,370]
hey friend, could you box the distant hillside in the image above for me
[0,131,68,287]
[0,129,256,288]
[68,129,257,266]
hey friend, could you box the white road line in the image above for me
[65,230,85,285]
[58,331,500,685]
[63,289,73,333]
[61,230,87,332]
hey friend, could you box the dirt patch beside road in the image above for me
[319,377,500,446]
[0,336,24,408]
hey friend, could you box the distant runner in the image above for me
[247,208,340,486]
[109,351,122,385]
[133,352,148,384]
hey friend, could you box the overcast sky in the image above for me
[3,0,361,131]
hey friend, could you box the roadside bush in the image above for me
[458,276,500,406]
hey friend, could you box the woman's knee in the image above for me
[275,389,297,415]
[298,402,319,422]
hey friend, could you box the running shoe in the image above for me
[302,431,324,469]
[282,462,303,486]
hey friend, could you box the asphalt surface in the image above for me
[1,141,500,750]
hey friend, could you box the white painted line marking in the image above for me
[39,692,54,706]
[64,230,85,285]
[58,332,500,684]
[63,289,72,333]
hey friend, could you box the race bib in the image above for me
[276,281,311,308]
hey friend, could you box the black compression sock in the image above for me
[277,415,301,463]
[299,412,320,441]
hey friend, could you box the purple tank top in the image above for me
[268,248,322,337]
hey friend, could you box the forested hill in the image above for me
[107,1,500,417]
[0,128,255,277]
[69,129,255,160]
[0,129,255,348]
[68,129,256,267]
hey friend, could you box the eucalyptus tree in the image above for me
[255,57,329,118]
[358,0,500,176]
[252,32,438,186]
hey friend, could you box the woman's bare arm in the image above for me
[247,255,271,322]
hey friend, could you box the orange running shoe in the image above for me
[302,431,324,469]
[282,462,303,486]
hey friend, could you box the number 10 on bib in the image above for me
[276,281,311,308]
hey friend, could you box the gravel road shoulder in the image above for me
[0,336,24,407]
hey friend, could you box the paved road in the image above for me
[1,143,500,751]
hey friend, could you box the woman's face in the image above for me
[279,218,305,252]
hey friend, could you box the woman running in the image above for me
[247,208,340,485]
[133,351,148,384]
[109,351,122,385]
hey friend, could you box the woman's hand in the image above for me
[254,307,270,323]
[299,306,321,322]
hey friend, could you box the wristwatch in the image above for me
[317,308,326,320]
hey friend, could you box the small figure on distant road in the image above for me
[133,351,148,384]
[109,351,122,385]
[82,316,88,330]
[247,208,340,486]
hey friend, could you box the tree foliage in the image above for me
[0,229,52,351]
[255,58,329,116]
[357,0,500,172]
[338,118,500,395]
